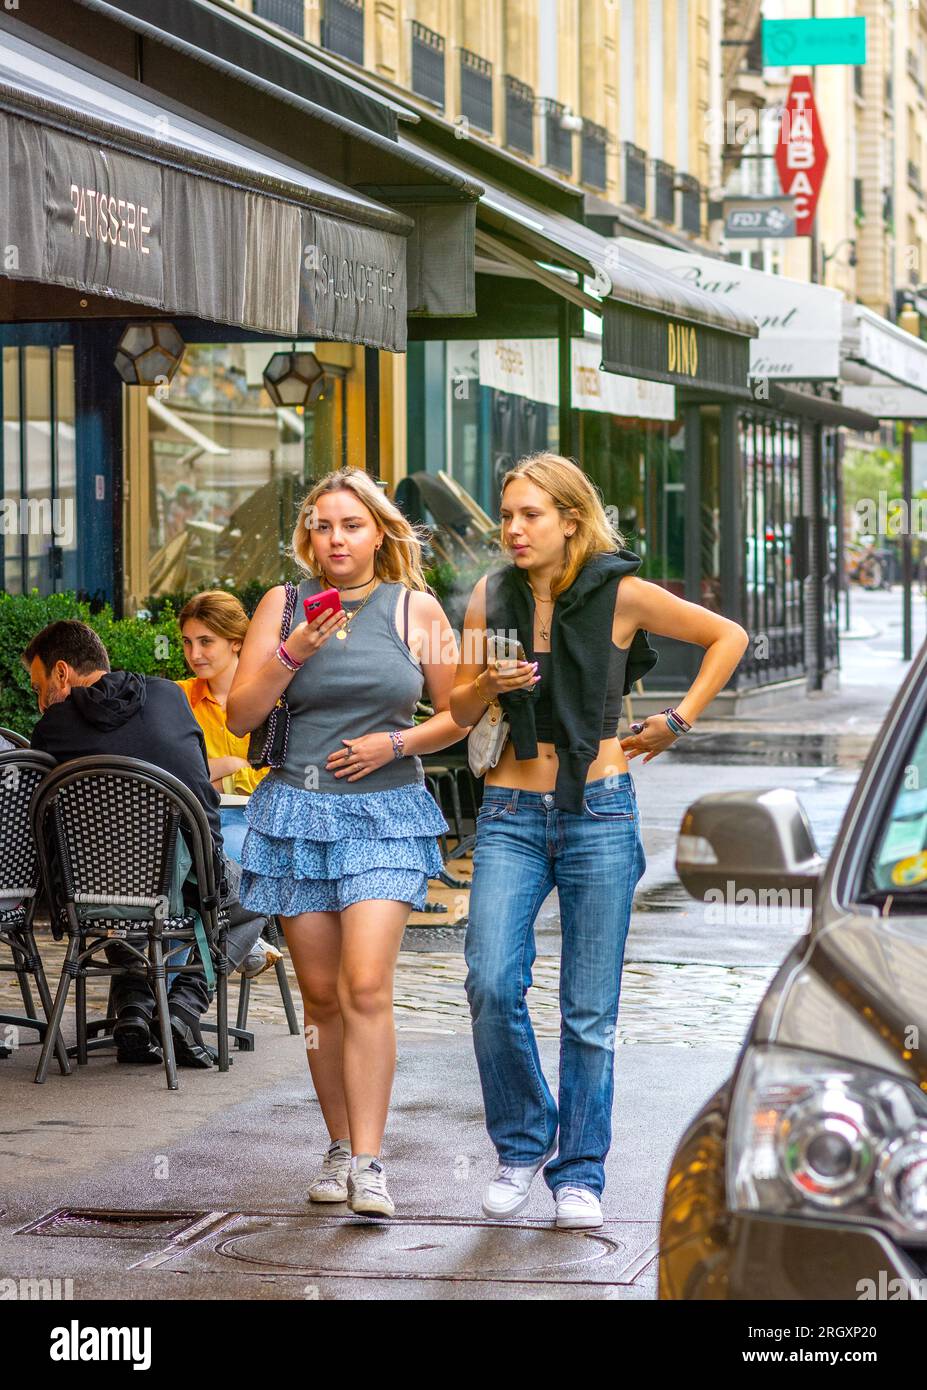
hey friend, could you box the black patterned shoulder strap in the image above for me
[281,581,298,641]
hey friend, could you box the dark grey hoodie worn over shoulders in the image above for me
[31,672,224,861]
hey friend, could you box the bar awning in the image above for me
[0,23,412,347]
[399,135,757,395]
[616,237,927,423]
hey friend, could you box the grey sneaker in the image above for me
[481,1141,557,1219]
[347,1157,395,1217]
[306,1139,351,1203]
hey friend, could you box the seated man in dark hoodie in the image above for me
[24,620,263,1068]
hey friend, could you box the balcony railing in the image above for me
[460,48,493,133]
[321,0,364,66]
[623,141,647,209]
[504,75,535,157]
[652,157,676,223]
[677,172,701,234]
[908,48,922,92]
[253,0,304,37]
[411,21,445,110]
[542,98,574,175]
[580,120,607,190]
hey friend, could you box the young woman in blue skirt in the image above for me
[228,468,464,1217]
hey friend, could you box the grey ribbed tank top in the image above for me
[274,577,426,795]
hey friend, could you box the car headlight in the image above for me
[728,1045,927,1244]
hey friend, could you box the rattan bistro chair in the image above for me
[32,756,239,1090]
[0,750,69,1074]
[0,727,30,749]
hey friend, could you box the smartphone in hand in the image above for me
[303,589,343,625]
[486,634,527,671]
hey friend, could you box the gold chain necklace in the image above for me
[528,583,554,641]
[335,579,380,640]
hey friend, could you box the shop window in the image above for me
[738,409,804,684]
[575,410,686,591]
[132,343,347,610]
[0,346,77,597]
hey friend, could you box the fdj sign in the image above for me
[667,322,698,377]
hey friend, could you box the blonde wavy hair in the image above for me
[500,453,626,598]
[291,467,431,592]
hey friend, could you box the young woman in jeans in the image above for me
[450,454,748,1230]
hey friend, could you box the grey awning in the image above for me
[399,135,757,394]
[0,23,411,347]
[31,0,481,318]
[766,384,880,432]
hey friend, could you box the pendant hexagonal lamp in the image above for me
[262,349,326,408]
[114,322,186,386]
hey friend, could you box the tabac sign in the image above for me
[775,76,828,237]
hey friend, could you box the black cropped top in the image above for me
[532,641,630,742]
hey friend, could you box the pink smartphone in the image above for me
[303,589,343,624]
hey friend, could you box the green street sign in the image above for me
[762,17,867,68]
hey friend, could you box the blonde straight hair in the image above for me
[291,467,431,592]
[500,453,626,598]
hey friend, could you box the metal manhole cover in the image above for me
[212,1216,627,1281]
[18,1208,207,1240]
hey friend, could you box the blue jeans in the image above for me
[464,773,646,1198]
[220,806,249,865]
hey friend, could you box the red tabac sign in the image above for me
[774,76,828,237]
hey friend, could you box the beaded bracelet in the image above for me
[275,641,303,672]
[388,729,405,759]
[661,706,691,737]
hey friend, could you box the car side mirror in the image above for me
[676,788,825,901]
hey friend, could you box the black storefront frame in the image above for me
[645,394,851,696]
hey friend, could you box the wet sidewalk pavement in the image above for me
[0,587,915,1299]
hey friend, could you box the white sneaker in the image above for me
[239,936,284,979]
[554,1185,603,1230]
[347,1157,395,1217]
[306,1139,351,1203]
[481,1142,557,1219]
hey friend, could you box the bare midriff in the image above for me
[485,735,628,793]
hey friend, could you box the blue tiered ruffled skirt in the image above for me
[238,775,449,914]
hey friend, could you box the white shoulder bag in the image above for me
[467,695,509,777]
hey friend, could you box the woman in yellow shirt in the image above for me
[176,590,278,979]
[176,590,269,866]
